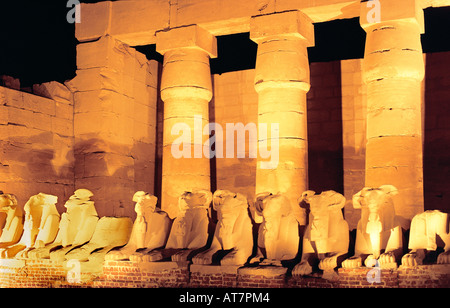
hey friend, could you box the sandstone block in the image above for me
[250,10,314,46]
[76,35,125,71]
[366,108,422,138]
[109,0,170,46]
[366,136,422,168]
[360,0,424,33]
[32,81,73,104]
[0,76,20,90]
[75,1,112,42]
[156,25,217,58]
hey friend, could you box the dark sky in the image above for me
[0,2,449,87]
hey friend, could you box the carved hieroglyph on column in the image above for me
[156,25,217,219]
[360,0,425,225]
[250,11,314,225]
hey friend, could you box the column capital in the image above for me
[250,10,315,47]
[360,0,425,33]
[156,25,218,58]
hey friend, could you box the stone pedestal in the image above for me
[237,266,287,288]
[99,260,190,287]
[337,267,399,288]
[156,25,217,219]
[190,264,240,287]
[0,259,448,287]
[398,264,450,288]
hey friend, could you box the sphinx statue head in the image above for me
[352,185,398,237]
[132,191,158,215]
[178,189,212,215]
[212,190,250,250]
[0,192,18,210]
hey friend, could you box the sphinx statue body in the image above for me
[293,190,349,276]
[342,185,404,268]
[142,190,212,262]
[0,192,23,249]
[192,190,253,266]
[402,210,450,265]
[28,189,99,261]
[64,216,133,271]
[106,191,171,261]
[250,192,300,266]
[0,193,60,258]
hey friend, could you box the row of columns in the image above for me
[156,0,426,222]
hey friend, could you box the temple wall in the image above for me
[0,82,75,212]
[341,58,367,230]
[424,51,450,213]
[307,61,343,195]
[212,69,258,200]
[0,36,159,219]
[69,35,158,218]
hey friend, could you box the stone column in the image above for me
[360,0,425,224]
[250,11,314,220]
[156,25,217,219]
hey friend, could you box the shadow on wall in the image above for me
[1,131,75,214]
[424,51,450,213]
[307,61,344,194]
[2,132,156,220]
[73,137,156,220]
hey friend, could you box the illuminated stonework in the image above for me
[0,0,450,288]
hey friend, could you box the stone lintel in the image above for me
[156,25,218,58]
[250,10,315,47]
[360,0,425,33]
[75,2,112,43]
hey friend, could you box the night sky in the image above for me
[0,2,449,87]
